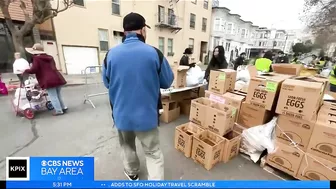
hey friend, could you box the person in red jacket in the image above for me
[24,43,68,116]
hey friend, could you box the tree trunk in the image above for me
[11,32,26,59]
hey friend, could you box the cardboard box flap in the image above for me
[223,131,241,141]
[216,69,236,73]
[162,100,178,111]
[176,66,189,71]
[176,122,204,136]
[209,102,234,114]
[195,130,224,147]
[283,78,325,89]
[272,64,303,76]
[192,97,212,106]
[223,92,246,101]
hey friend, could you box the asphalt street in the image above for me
[0,85,279,180]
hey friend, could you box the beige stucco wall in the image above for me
[51,0,212,74]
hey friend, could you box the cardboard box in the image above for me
[191,130,225,170]
[276,78,325,121]
[179,99,191,115]
[208,69,237,94]
[174,122,205,158]
[222,131,242,163]
[160,100,180,123]
[276,115,315,151]
[233,123,247,134]
[205,90,246,121]
[223,91,246,121]
[189,98,211,127]
[246,74,291,111]
[172,66,189,89]
[266,142,304,177]
[296,153,336,180]
[205,102,235,136]
[272,64,303,76]
[307,110,336,163]
[237,102,272,128]
[170,90,192,101]
[205,90,225,102]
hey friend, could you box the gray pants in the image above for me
[118,127,164,180]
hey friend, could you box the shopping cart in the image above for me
[11,77,54,119]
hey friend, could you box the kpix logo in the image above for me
[6,157,30,180]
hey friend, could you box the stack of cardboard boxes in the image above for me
[160,65,201,123]
[174,69,242,170]
[265,76,336,180]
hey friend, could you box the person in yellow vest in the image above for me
[315,56,326,69]
[255,50,273,72]
[329,64,336,92]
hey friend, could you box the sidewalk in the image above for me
[1,72,102,87]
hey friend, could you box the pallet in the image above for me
[259,156,297,180]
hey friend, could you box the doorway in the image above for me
[199,41,208,63]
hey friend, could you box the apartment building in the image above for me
[210,7,258,62]
[250,27,289,56]
[50,0,212,74]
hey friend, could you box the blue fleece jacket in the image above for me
[102,33,174,131]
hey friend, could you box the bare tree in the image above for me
[0,0,73,57]
[303,0,336,46]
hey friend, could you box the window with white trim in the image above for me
[226,23,232,34]
[167,38,173,56]
[159,37,165,54]
[214,18,220,31]
[112,0,120,15]
[98,29,109,51]
[189,38,194,50]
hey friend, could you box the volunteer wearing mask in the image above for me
[204,46,227,83]
[255,50,273,72]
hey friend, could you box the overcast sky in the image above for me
[219,0,305,30]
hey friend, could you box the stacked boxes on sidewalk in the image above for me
[265,75,336,180]
[174,69,242,170]
[160,65,200,123]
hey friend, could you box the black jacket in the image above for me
[204,61,227,81]
[234,57,245,70]
[275,56,289,63]
[179,55,189,66]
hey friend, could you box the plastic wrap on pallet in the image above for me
[241,117,277,162]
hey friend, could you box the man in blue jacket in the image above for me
[102,12,174,181]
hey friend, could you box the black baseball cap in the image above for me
[123,12,151,31]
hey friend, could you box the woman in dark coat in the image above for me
[204,46,227,82]
[179,48,195,67]
[24,43,67,116]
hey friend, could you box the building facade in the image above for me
[250,28,289,56]
[210,7,258,62]
[51,0,212,74]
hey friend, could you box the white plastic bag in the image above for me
[236,68,250,83]
[186,66,204,87]
[241,117,278,162]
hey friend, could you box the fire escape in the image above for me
[155,0,182,34]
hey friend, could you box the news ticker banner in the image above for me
[4,156,331,189]
[4,180,331,189]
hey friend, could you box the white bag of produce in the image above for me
[241,117,278,162]
[236,68,250,83]
[186,66,204,87]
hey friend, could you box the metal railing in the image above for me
[83,66,108,108]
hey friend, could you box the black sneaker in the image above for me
[124,170,139,181]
